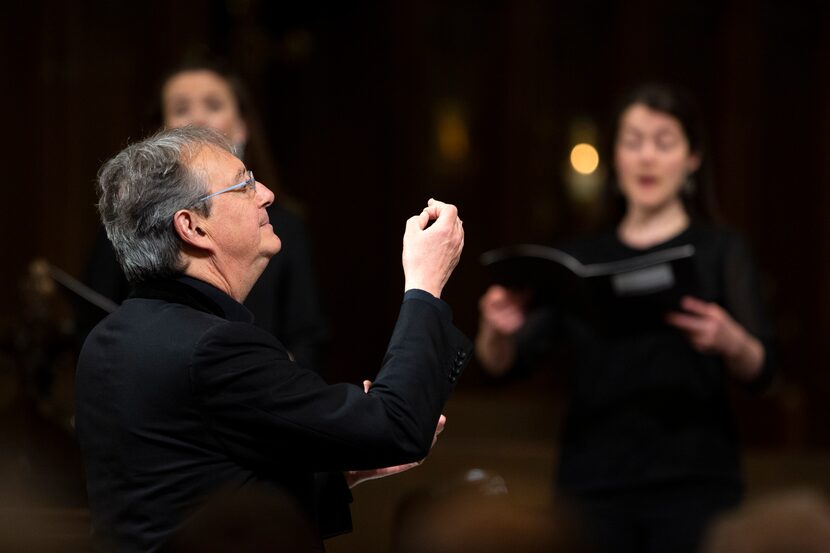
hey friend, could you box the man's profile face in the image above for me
[189,145,281,272]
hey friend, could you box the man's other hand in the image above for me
[344,381,447,489]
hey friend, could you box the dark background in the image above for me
[2,0,830,546]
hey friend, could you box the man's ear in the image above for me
[173,209,211,250]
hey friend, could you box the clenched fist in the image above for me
[402,198,464,298]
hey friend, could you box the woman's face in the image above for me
[614,103,700,212]
[162,70,248,148]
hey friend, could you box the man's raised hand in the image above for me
[402,198,464,298]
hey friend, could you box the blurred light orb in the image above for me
[570,143,599,175]
[437,108,470,163]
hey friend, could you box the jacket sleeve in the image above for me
[722,233,776,391]
[190,294,472,472]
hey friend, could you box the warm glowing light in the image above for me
[437,108,470,163]
[570,143,599,175]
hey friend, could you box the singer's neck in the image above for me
[618,199,689,249]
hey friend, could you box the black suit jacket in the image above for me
[75,276,471,552]
[77,204,328,371]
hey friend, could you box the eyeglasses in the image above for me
[195,170,256,204]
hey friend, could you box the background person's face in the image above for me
[163,70,248,149]
[614,103,700,213]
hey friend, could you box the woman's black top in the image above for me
[513,222,774,494]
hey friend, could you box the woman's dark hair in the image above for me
[599,82,718,227]
[147,56,282,198]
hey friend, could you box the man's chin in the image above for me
[265,235,282,257]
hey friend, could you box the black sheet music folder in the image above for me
[481,244,699,333]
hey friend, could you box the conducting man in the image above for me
[75,127,470,552]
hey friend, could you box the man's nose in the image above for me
[256,181,275,208]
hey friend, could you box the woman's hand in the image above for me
[475,285,530,376]
[665,296,765,381]
[479,285,528,335]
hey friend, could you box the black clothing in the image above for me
[569,480,741,553]
[513,222,773,552]
[78,204,328,371]
[244,205,328,370]
[76,276,471,552]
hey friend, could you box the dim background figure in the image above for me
[77,57,328,373]
[477,83,773,553]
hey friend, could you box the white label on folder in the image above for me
[611,263,674,296]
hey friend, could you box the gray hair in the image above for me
[97,126,232,284]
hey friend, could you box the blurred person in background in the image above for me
[80,58,327,372]
[475,83,774,553]
[701,488,830,553]
[392,470,596,553]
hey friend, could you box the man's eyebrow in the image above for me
[235,166,248,182]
